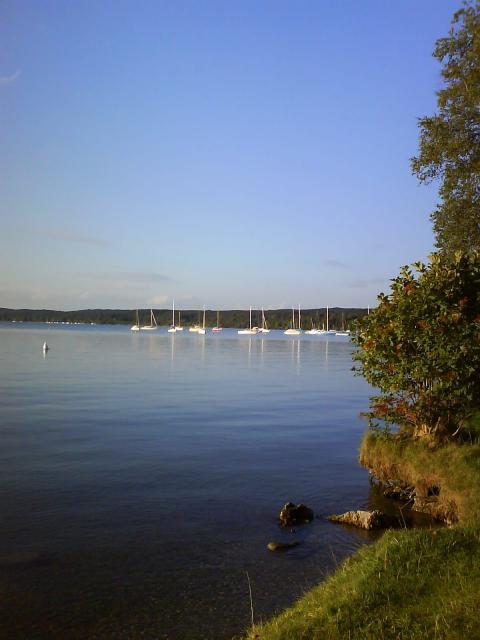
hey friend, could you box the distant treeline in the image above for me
[0,307,369,330]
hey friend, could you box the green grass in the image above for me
[246,528,480,640]
[244,434,480,640]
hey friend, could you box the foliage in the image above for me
[411,1,480,255]
[352,251,480,440]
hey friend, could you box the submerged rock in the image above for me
[328,509,396,530]
[279,502,314,527]
[267,541,300,552]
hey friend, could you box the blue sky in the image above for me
[0,0,460,310]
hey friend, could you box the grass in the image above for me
[244,433,480,640]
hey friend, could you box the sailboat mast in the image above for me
[326,306,329,332]
[249,306,252,330]
[298,304,301,330]
[172,299,175,326]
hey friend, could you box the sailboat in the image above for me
[168,300,177,333]
[306,318,320,335]
[131,310,140,331]
[284,305,301,335]
[141,309,158,330]
[335,312,350,336]
[189,309,202,332]
[176,311,183,331]
[238,307,258,334]
[306,311,326,335]
[212,311,223,332]
[325,306,336,334]
[197,306,207,335]
[258,307,270,333]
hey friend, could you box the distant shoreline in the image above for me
[0,307,369,330]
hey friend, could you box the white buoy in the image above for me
[43,341,49,352]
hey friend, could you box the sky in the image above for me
[0,0,461,310]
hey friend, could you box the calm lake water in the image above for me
[1,323,378,639]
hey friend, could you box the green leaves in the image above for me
[411,2,480,255]
[352,252,480,440]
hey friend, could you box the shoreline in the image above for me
[245,432,480,639]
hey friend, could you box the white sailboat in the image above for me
[189,308,203,332]
[141,309,158,330]
[175,311,183,331]
[284,305,301,335]
[197,306,206,335]
[335,312,350,336]
[212,311,223,332]
[258,307,270,333]
[168,300,177,333]
[325,306,336,334]
[306,319,321,335]
[131,309,140,331]
[238,306,258,334]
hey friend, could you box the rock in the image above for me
[328,509,396,530]
[279,502,314,527]
[267,541,300,552]
[383,484,414,501]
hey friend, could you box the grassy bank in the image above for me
[360,433,480,525]
[245,435,480,640]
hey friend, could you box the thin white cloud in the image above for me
[79,271,173,283]
[34,227,108,246]
[348,277,385,289]
[323,259,349,269]
[0,71,20,86]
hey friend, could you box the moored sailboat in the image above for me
[238,307,258,335]
[197,306,207,335]
[212,311,223,332]
[168,300,177,333]
[325,306,336,334]
[141,309,158,330]
[284,305,301,335]
[131,310,140,331]
[258,307,270,333]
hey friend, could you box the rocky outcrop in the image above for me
[279,502,314,527]
[382,483,415,502]
[267,541,300,552]
[328,509,397,530]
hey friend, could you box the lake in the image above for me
[0,323,377,639]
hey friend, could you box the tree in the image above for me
[352,251,480,440]
[411,1,480,255]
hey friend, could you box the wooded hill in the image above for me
[0,307,368,330]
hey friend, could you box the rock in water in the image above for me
[267,541,300,552]
[279,502,314,527]
[328,510,394,530]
